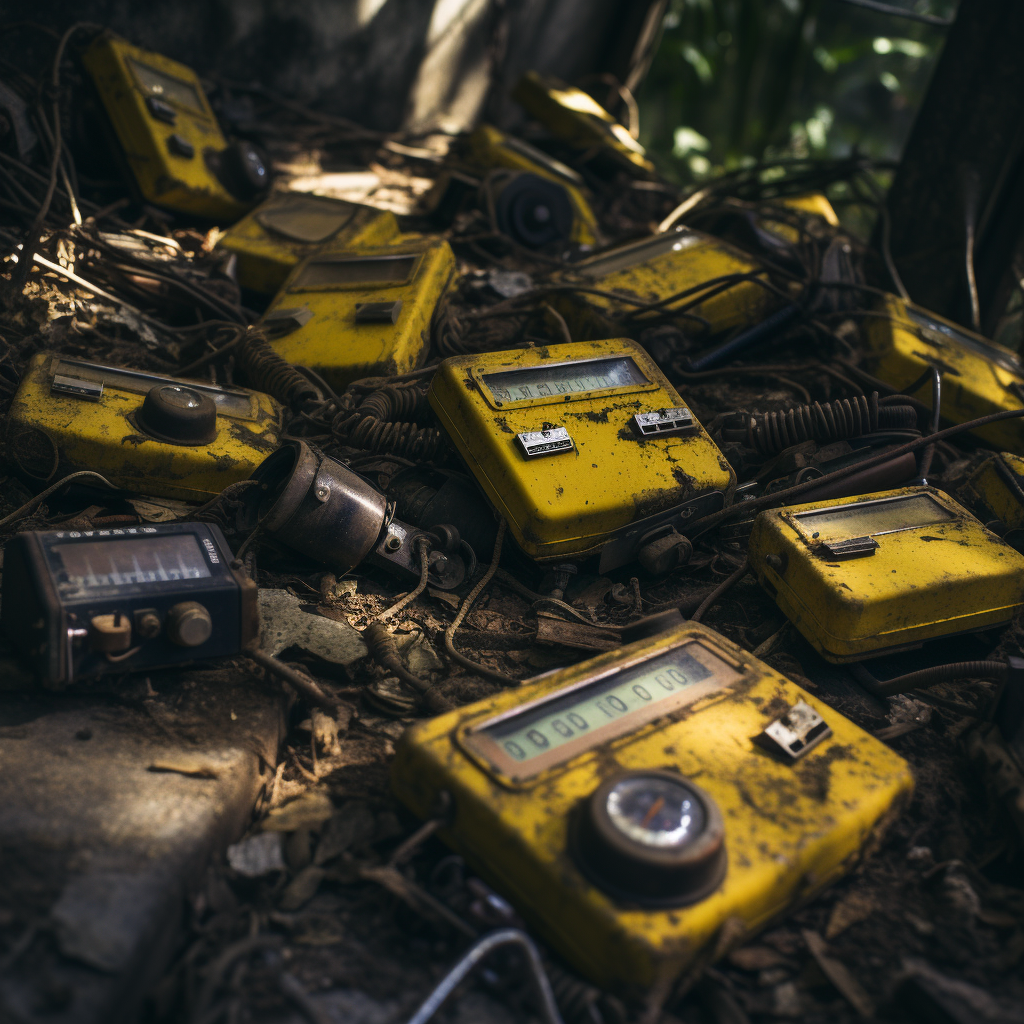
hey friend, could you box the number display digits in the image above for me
[474,646,720,778]
[483,357,648,405]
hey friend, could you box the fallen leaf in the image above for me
[279,865,325,910]
[826,890,879,939]
[259,589,367,664]
[262,791,335,832]
[803,930,875,1018]
[729,945,790,971]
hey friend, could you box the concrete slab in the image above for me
[0,661,286,1024]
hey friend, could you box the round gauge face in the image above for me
[605,774,706,850]
[158,385,204,410]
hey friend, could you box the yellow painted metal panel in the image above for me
[428,338,735,560]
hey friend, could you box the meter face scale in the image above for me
[554,228,782,342]
[391,622,913,994]
[6,354,282,502]
[958,453,1024,532]
[82,38,248,221]
[216,194,400,294]
[512,71,656,177]
[749,486,1024,662]
[0,522,256,686]
[427,339,735,560]
[267,241,455,390]
[468,125,601,245]
[864,295,1024,452]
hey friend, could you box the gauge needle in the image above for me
[641,796,665,828]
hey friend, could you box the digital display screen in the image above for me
[129,59,205,113]
[52,535,211,590]
[480,647,716,769]
[256,198,355,244]
[577,231,701,278]
[292,254,418,289]
[793,493,953,541]
[483,357,648,404]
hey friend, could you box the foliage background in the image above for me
[634,0,959,234]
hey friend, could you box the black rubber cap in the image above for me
[138,385,217,445]
[494,172,574,248]
[573,770,726,908]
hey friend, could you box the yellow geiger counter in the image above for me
[392,619,912,996]
[82,36,267,221]
[749,486,1024,662]
[863,294,1024,452]
[957,452,1024,541]
[427,338,735,562]
[6,354,282,502]
[552,227,790,343]
[216,192,400,295]
[265,239,455,390]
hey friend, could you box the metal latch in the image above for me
[167,134,195,159]
[630,407,698,439]
[820,536,878,559]
[755,699,832,762]
[516,427,574,458]
[52,375,103,401]
[355,300,403,324]
[264,306,313,337]
[145,96,177,124]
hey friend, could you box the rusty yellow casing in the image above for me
[468,124,602,245]
[391,621,913,996]
[216,192,400,294]
[957,452,1024,535]
[427,339,735,561]
[864,295,1024,452]
[6,354,282,502]
[748,486,1024,663]
[266,239,455,391]
[512,70,655,177]
[554,227,788,341]
[82,36,250,221]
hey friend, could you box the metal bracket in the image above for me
[819,536,878,560]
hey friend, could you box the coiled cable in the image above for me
[331,383,446,460]
[236,328,321,409]
[723,391,918,455]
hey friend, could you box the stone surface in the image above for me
[0,662,285,1024]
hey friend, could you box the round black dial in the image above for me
[573,769,726,907]
[137,384,217,445]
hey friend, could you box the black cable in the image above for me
[849,660,1005,700]
[832,0,953,28]
[685,405,1024,540]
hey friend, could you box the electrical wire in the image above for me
[404,929,564,1024]
[0,470,116,529]
[689,559,750,622]
[685,406,1024,541]
[444,519,519,686]
[848,660,1007,700]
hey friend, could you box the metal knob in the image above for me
[166,602,213,648]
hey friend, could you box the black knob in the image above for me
[138,385,217,445]
[166,601,213,648]
[494,173,574,249]
[573,769,726,907]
